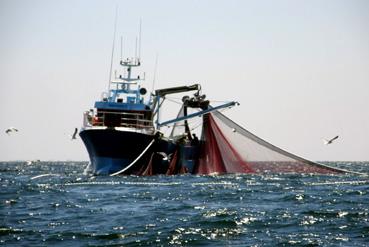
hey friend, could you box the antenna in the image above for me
[135,37,138,59]
[108,6,118,93]
[120,36,123,62]
[138,19,142,60]
[151,53,159,92]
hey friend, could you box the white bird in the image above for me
[156,152,169,161]
[5,127,18,135]
[71,128,78,140]
[323,135,339,145]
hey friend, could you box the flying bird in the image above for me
[156,152,169,161]
[5,127,18,135]
[71,128,78,140]
[323,135,339,145]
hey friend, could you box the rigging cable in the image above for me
[110,139,155,176]
[151,53,159,92]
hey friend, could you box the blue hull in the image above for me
[80,129,158,175]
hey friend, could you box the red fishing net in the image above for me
[195,111,346,174]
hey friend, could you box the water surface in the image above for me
[1,161,369,246]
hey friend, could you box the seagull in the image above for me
[5,127,18,135]
[323,135,339,145]
[156,152,169,161]
[71,128,78,140]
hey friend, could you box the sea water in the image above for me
[1,161,369,246]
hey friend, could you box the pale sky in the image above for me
[0,0,368,161]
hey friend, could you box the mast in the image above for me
[106,41,145,104]
[105,56,144,104]
[106,20,146,105]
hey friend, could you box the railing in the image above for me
[83,111,154,130]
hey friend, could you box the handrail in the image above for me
[83,110,154,130]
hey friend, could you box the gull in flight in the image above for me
[71,128,78,140]
[156,152,169,161]
[5,127,18,135]
[323,135,339,145]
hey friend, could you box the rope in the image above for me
[110,139,156,176]
[31,173,60,180]
[165,97,183,105]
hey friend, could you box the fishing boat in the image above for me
[80,51,350,176]
[79,53,232,175]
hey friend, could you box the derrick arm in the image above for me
[154,84,200,97]
[151,84,201,129]
[152,84,200,111]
